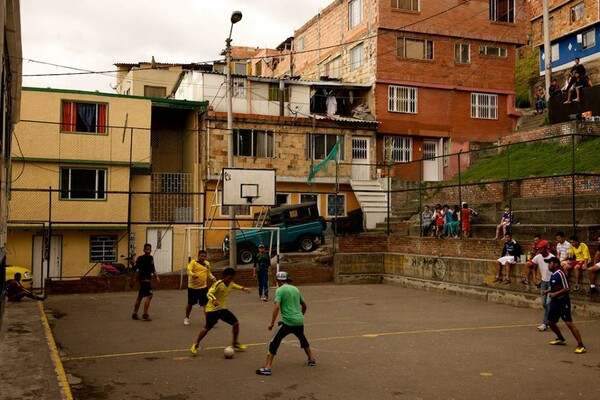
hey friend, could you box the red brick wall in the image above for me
[45,265,333,295]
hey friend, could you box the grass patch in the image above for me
[453,137,600,183]
[515,52,539,108]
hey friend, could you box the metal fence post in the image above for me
[571,133,576,237]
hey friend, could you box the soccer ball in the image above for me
[224,346,235,359]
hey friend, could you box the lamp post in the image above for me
[226,10,242,268]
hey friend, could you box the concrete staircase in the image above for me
[516,108,547,131]
[350,179,389,230]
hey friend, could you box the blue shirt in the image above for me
[549,269,569,301]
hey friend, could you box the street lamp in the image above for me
[226,10,242,268]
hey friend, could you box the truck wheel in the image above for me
[238,246,256,264]
[298,235,316,252]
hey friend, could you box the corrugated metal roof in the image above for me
[311,114,378,124]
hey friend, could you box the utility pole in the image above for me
[543,0,551,101]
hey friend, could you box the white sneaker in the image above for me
[537,324,547,332]
[184,317,190,326]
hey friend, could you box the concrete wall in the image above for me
[335,251,600,317]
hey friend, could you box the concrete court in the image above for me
[40,285,600,399]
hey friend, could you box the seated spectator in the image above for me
[6,273,46,302]
[493,204,512,239]
[586,235,600,298]
[555,231,571,269]
[442,204,454,237]
[561,72,572,93]
[549,79,561,97]
[433,204,444,238]
[535,86,546,114]
[522,234,542,286]
[564,235,591,292]
[460,202,477,238]
[447,205,461,238]
[421,205,434,237]
[493,233,522,284]
[564,70,589,104]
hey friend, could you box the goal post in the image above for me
[180,226,281,289]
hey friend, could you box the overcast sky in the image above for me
[20,0,333,92]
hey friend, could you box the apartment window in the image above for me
[551,43,560,61]
[307,134,345,160]
[582,28,595,49]
[471,93,498,120]
[479,45,507,57]
[144,86,166,97]
[443,140,450,167]
[296,37,305,51]
[391,0,419,12]
[276,193,290,207]
[255,61,262,76]
[388,85,417,114]
[455,43,470,64]
[234,62,247,75]
[327,194,345,217]
[324,57,342,79]
[60,168,106,200]
[349,43,364,70]
[490,0,515,23]
[349,0,362,29]
[300,194,318,204]
[90,235,117,263]
[570,2,585,24]
[384,136,412,163]
[232,77,246,98]
[234,129,274,158]
[268,83,290,102]
[61,101,107,133]
[397,37,434,60]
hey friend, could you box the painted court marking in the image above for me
[60,320,596,362]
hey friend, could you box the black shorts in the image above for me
[138,280,153,298]
[547,298,572,324]
[268,322,310,356]
[187,288,209,307]
[204,309,238,330]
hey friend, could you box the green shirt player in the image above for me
[256,271,316,375]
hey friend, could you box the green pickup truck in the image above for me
[223,202,327,264]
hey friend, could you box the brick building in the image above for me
[270,0,528,181]
[531,0,600,83]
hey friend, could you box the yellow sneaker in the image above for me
[549,339,566,346]
[233,343,247,352]
[190,343,198,356]
[574,346,586,354]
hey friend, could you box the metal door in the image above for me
[423,140,440,181]
[351,137,370,180]
[147,228,173,273]
[32,235,62,289]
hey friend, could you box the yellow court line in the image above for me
[60,319,597,362]
[39,301,74,400]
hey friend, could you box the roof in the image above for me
[311,114,378,124]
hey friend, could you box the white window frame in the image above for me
[490,0,515,23]
[384,136,412,163]
[479,45,507,57]
[326,193,346,218]
[454,43,470,64]
[90,235,118,263]
[60,167,107,200]
[570,2,585,24]
[471,93,498,120]
[388,85,418,114]
[324,57,342,78]
[234,129,274,158]
[349,0,362,29]
[350,43,364,70]
[397,37,434,60]
[307,134,345,161]
[300,193,319,205]
[391,0,420,12]
[232,77,246,98]
[582,28,595,49]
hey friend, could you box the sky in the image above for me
[20,0,334,93]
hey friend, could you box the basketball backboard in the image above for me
[222,168,276,206]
